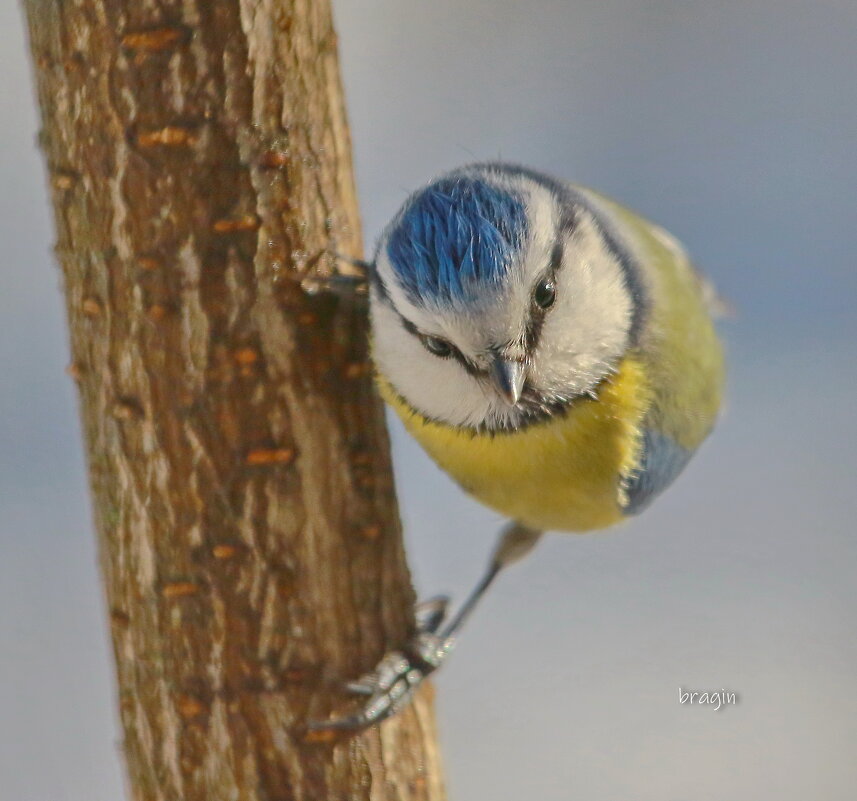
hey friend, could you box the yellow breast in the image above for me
[378,356,651,532]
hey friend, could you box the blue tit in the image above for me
[311,162,724,731]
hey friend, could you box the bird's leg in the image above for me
[300,252,371,301]
[308,522,543,733]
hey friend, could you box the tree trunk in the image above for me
[22,2,445,799]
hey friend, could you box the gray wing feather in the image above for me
[623,429,693,515]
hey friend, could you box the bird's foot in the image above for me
[300,253,370,301]
[306,524,541,736]
[308,597,453,733]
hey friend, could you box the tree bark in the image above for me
[22,2,445,799]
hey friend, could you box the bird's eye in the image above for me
[421,335,453,358]
[533,278,556,310]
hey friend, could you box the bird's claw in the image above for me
[307,524,539,735]
[300,253,371,300]
[414,595,451,635]
[301,271,369,299]
[308,597,454,733]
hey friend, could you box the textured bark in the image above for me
[22,2,445,799]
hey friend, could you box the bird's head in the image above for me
[369,163,642,431]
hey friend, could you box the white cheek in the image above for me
[370,295,498,427]
[529,224,633,397]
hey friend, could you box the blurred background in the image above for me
[2,1,856,799]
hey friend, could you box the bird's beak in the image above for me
[489,357,526,405]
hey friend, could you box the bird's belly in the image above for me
[380,357,650,532]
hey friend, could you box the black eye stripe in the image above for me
[525,238,563,351]
[399,314,482,376]
[550,240,564,270]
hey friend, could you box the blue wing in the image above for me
[622,429,693,515]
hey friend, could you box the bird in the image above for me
[307,162,725,732]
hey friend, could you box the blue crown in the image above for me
[386,176,528,305]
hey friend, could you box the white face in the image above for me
[370,173,635,431]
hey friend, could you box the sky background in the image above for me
[2,1,856,799]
